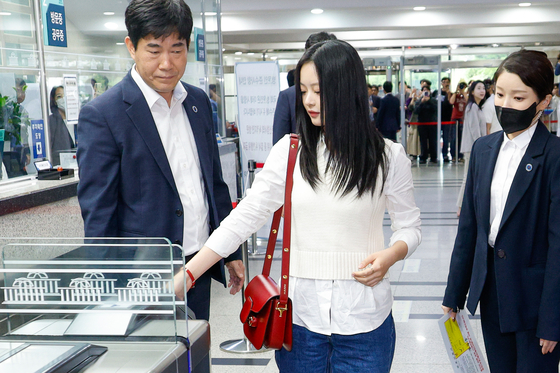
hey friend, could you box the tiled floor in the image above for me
[206,160,484,373]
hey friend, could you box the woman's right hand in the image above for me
[442,305,457,321]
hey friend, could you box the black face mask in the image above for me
[495,102,538,134]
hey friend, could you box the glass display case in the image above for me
[0,238,210,373]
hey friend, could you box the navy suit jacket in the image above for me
[443,122,560,341]
[376,93,401,132]
[272,86,296,144]
[77,71,241,285]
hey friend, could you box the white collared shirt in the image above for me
[488,124,537,247]
[131,66,209,255]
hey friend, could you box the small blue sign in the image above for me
[42,0,67,48]
[31,120,46,159]
[194,28,205,62]
[0,129,4,166]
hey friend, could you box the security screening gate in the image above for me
[364,55,444,161]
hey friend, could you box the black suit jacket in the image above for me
[77,71,241,285]
[272,86,296,144]
[48,110,75,166]
[443,122,560,341]
[376,93,401,132]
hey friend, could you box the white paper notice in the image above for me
[235,62,280,239]
[439,310,489,373]
[63,75,79,123]
[235,61,280,180]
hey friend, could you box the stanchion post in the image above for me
[455,120,459,163]
[247,160,259,255]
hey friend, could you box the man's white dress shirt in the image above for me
[131,66,209,255]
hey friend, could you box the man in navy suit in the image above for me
[272,32,337,144]
[376,81,401,141]
[77,0,244,321]
[272,82,296,144]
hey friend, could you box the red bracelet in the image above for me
[186,269,196,288]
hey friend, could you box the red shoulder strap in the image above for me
[262,134,298,305]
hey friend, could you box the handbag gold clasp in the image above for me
[276,304,288,317]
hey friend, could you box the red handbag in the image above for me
[239,134,298,351]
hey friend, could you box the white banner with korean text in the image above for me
[235,61,280,184]
[235,61,280,240]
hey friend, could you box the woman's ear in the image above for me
[537,94,552,112]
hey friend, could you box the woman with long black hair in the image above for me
[175,40,421,373]
[457,80,487,215]
[443,50,560,372]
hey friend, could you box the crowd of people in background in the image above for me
[367,74,560,167]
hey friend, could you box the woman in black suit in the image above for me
[443,50,560,372]
[48,86,74,166]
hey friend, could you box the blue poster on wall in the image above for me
[31,120,46,159]
[0,129,4,165]
[41,0,67,48]
[194,27,206,62]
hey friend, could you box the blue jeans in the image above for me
[275,313,395,373]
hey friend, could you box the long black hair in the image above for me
[467,80,487,109]
[295,40,387,197]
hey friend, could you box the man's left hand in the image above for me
[225,260,245,295]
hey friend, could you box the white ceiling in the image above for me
[220,0,560,53]
[64,0,560,55]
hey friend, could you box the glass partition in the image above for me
[0,0,41,180]
[0,238,187,343]
[0,0,224,184]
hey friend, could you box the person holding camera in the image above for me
[415,85,438,163]
[450,82,468,161]
[434,77,454,162]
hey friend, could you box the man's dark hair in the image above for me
[441,77,450,82]
[287,69,295,87]
[555,83,559,89]
[305,31,337,51]
[383,81,392,93]
[209,84,217,93]
[125,0,193,49]
[420,79,432,87]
